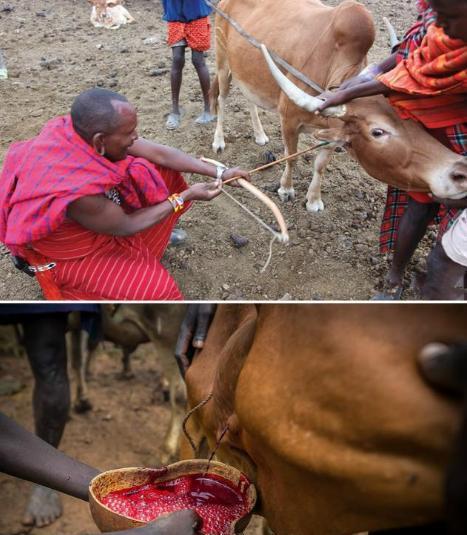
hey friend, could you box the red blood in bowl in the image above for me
[100,473,250,535]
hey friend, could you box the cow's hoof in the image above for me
[74,398,93,413]
[255,134,269,146]
[212,140,225,153]
[306,199,324,213]
[278,187,295,202]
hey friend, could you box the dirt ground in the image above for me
[0,0,437,301]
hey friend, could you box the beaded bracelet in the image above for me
[167,193,184,213]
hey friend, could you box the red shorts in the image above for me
[167,17,211,52]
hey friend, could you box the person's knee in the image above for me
[172,49,185,71]
[191,50,206,70]
[406,198,439,224]
[23,314,68,383]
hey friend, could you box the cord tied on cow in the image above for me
[182,391,231,475]
[201,140,331,271]
[182,391,214,454]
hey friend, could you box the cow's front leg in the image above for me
[306,147,333,212]
[212,65,230,153]
[278,122,298,202]
[247,103,269,146]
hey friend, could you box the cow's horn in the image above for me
[383,17,400,49]
[260,44,346,118]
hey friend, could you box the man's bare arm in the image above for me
[67,181,222,236]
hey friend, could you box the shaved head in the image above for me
[71,87,129,142]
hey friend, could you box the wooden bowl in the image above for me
[89,459,257,533]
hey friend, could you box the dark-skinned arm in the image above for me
[67,180,222,236]
[128,138,250,184]
[0,413,200,535]
[0,412,98,501]
[175,304,217,377]
[317,52,398,111]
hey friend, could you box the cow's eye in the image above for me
[371,128,386,138]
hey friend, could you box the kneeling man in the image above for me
[0,88,249,300]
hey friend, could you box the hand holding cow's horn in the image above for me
[260,44,346,118]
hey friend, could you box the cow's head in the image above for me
[262,45,467,199]
[89,0,123,23]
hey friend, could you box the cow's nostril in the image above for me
[451,173,467,182]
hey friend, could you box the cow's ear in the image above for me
[314,127,349,144]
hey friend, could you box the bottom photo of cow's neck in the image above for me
[0,303,465,535]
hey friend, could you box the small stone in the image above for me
[120,47,130,54]
[39,57,62,70]
[222,283,230,291]
[230,234,249,248]
[279,293,292,301]
[148,67,168,77]
[143,36,159,45]
[96,43,103,50]
[102,413,113,421]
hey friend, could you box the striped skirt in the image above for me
[20,170,188,301]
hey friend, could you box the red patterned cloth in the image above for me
[0,115,174,250]
[0,115,190,300]
[167,16,211,51]
[379,25,467,128]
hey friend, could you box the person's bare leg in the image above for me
[21,313,69,527]
[382,198,439,297]
[166,46,185,129]
[421,243,465,300]
[192,49,215,124]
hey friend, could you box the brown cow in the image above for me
[181,304,466,535]
[212,0,467,212]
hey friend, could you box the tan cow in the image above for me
[181,304,466,535]
[212,0,467,212]
[88,0,134,30]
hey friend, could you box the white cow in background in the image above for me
[89,0,134,30]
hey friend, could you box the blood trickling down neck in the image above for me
[101,473,250,535]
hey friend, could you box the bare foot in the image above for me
[194,111,215,124]
[22,485,62,527]
[166,113,181,130]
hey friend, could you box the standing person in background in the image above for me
[162,0,216,130]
